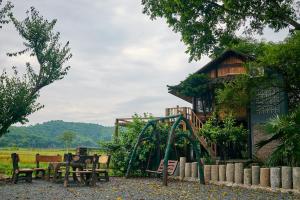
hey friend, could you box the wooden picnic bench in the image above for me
[146,160,178,176]
[63,153,99,187]
[35,154,62,179]
[86,155,110,182]
[11,153,34,184]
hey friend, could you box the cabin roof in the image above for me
[195,49,250,74]
[168,50,251,103]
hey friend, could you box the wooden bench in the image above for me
[35,154,62,179]
[11,153,34,184]
[64,154,99,187]
[95,155,110,182]
[146,160,178,176]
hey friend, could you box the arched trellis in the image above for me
[125,114,205,185]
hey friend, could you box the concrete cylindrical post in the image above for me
[191,162,198,178]
[270,167,281,188]
[234,163,244,184]
[219,165,226,182]
[293,167,300,190]
[179,157,186,180]
[260,168,270,187]
[252,166,260,185]
[204,165,211,184]
[211,165,219,182]
[281,166,292,189]
[185,163,191,177]
[174,163,180,176]
[244,168,252,185]
[226,163,235,183]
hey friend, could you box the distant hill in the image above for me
[0,120,114,148]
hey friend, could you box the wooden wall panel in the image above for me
[217,56,246,77]
[209,69,216,78]
[204,55,246,78]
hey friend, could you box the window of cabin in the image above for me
[195,98,213,113]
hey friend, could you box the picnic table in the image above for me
[47,161,86,183]
[47,154,98,187]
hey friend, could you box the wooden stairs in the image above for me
[165,106,217,158]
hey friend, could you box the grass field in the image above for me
[0,148,103,176]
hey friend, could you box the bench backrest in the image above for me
[36,154,62,167]
[64,153,99,170]
[11,153,20,170]
[156,160,178,175]
[98,155,110,169]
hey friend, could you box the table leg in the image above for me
[64,165,69,187]
[46,167,51,181]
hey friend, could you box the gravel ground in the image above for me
[0,177,299,200]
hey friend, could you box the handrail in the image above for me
[165,106,217,157]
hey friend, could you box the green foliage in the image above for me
[101,114,153,176]
[101,114,177,176]
[168,73,212,117]
[257,108,300,166]
[0,6,72,137]
[58,131,76,152]
[216,32,300,113]
[216,74,252,115]
[168,73,210,98]
[199,114,248,159]
[253,31,300,109]
[0,0,13,29]
[141,0,300,61]
[0,120,113,148]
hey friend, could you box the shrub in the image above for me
[199,114,248,160]
[257,107,300,166]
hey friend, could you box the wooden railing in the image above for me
[165,106,217,157]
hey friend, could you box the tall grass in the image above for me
[0,148,103,176]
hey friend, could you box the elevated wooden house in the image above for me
[166,50,287,161]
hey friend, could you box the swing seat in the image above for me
[146,160,178,175]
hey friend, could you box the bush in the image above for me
[100,114,191,176]
[257,107,300,166]
[100,114,172,176]
[199,114,248,160]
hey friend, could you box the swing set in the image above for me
[125,114,205,186]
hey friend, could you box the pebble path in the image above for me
[0,177,298,200]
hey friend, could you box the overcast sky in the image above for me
[0,0,288,126]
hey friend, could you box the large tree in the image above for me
[0,6,72,137]
[141,0,300,61]
[59,131,76,152]
[0,0,13,29]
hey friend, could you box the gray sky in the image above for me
[0,0,288,126]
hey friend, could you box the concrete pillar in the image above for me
[211,165,219,182]
[281,166,292,189]
[244,168,252,185]
[234,163,244,184]
[226,163,235,183]
[219,165,226,182]
[191,162,198,178]
[252,166,260,185]
[260,168,270,187]
[270,167,281,188]
[174,163,180,176]
[204,165,211,184]
[185,163,191,177]
[179,157,186,180]
[293,167,300,190]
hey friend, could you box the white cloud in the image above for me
[0,0,289,126]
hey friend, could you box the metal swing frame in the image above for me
[125,114,205,185]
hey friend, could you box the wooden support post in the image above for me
[114,119,119,139]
